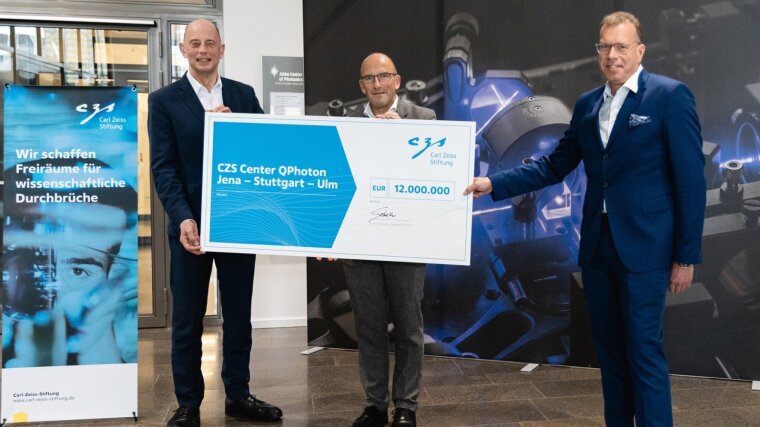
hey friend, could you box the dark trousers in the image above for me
[343,260,426,411]
[168,237,256,408]
[581,216,672,427]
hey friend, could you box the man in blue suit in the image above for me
[464,11,705,427]
[149,19,282,427]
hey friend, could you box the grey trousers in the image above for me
[343,260,426,411]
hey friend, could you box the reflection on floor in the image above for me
[7,326,760,426]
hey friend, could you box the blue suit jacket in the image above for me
[149,74,264,237]
[489,69,705,272]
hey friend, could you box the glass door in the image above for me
[0,21,167,327]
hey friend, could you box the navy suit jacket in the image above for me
[149,74,264,237]
[489,69,705,272]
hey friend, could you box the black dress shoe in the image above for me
[391,408,416,427]
[225,394,283,421]
[166,406,200,427]
[352,405,387,427]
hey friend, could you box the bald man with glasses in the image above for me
[345,52,435,427]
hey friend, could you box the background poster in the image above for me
[304,0,760,381]
[1,86,138,423]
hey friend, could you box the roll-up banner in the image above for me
[2,86,138,424]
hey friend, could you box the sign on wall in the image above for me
[262,56,304,115]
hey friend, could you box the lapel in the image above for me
[178,74,205,122]
[395,99,410,118]
[588,92,605,152]
[605,69,647,151]
[221,77,237,112]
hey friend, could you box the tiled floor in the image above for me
[9,326,760,426]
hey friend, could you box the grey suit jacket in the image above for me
[348,98,436,120]
[344,97,435,267]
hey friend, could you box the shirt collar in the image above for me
[604,65,643,99]
[363,96,399,118]
[186,71,223,94]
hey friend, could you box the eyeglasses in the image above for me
[595,42,640,54]
[360,72,397,84]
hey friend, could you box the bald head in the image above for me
[358,52,401,115]
[360,53,397,76]
[184,19,221,44]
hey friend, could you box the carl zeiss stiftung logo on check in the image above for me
[407,136,457,167]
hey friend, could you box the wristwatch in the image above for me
[678,263,693,269]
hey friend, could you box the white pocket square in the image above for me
[629,114,651,127]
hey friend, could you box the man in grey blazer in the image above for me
[346,53,435,427]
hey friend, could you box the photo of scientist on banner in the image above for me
[2,158,138,367]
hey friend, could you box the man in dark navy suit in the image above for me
[149,19,282,427]
[465,11,705,427]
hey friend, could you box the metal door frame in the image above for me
[0,0,225,328]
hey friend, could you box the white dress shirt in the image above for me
[599,65,643,147]
[181,72,223,228]
[363,96,399,118]
[186,72,224,110]
[598,65,643,212]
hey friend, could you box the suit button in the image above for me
[602,153,609,160]
[602,182,609,188]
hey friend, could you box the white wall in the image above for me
[223,0,307,328]
[223,0,303,92]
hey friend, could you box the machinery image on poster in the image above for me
[304,0,760,381]
[1,86,138,423]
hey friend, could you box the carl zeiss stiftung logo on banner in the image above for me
[76,102,127,130]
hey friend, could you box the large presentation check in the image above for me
[201,113,475,265]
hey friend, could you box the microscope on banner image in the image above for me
[418,12,585,363]
[307,3,760,372]
[691,108,760,379]
[307,12,582,361]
